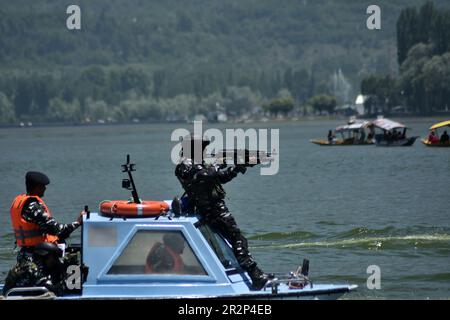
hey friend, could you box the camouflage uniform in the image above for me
[2,257,66,296]
[175,159,267,288]
[146,243,178,273]
[16,197,80,263]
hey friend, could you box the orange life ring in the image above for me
[99,200,169,218]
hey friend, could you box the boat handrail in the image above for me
[262,274,313,294]
[5,286,56,300]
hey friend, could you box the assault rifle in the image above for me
[208,149,275,167]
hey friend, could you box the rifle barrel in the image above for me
[208,149,274,166]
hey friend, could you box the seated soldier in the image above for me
[145,233,185,274]
[2,242,67,297]
[10,171,84,265]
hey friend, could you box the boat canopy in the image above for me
[373,118,406,131]
[335,120,371,132]
[430,120,450,130]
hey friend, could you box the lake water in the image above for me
[0,119,449,299]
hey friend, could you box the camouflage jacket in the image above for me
[21,198,80,242]
[15,198,80,263]
[175,159,243,208]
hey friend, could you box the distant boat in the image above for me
[372,118,418,147]
[311,119,374,146]
[421,120,450,147]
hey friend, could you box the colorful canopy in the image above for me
[430,120,450,130]
[372,118,406,131]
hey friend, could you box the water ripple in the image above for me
[251,234,450,250]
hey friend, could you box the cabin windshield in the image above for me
[106,230,207,276]
[198,225,240,270]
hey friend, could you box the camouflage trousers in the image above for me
[200,201,258,271]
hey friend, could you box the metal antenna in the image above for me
[121,154,140,204]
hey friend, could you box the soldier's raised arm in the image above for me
[215,165,246,184]
[187,163,246,185]
[21,198,82,241]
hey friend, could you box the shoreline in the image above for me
[1,115,449,130]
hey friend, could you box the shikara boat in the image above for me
[421,120,450,147]
[372,118,418,146]
[311,120,374,146]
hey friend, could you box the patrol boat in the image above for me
[1,156,357,300]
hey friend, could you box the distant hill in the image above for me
[1,1,448,72]
[1,0,449,123]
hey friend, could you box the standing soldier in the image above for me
[175,135,271,290]
[10,171,84,264]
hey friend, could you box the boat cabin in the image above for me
[334,120,373,145]
[372,118,418,146]
[81,208,251,298]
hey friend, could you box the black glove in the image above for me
[234,165,247,174]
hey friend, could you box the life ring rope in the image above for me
[99,200,169,218]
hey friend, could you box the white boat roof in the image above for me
[335,120,371,132]
[372,118,406,130]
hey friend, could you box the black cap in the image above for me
[26,171,50,186]
[33,242,62,258]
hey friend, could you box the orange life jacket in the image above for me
[10,194,59,247]
[165,245,184,273]
[145,242,184,274]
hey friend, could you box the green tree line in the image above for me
[362,1,450,115]
[0,65,319,123]
[2,0,450,123]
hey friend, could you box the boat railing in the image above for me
[262,273,313,294]
[4,286,56,300]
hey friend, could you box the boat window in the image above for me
[198,225,240,270]
[107,230,207,276]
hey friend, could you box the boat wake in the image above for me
[251,234,450,250]
[250,226,450,251]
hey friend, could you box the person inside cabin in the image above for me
[385,130,392,142]
[352,129,358,142]
[428,130,440,144]
[367,126,375,141]
[392,130,399,141]
[440,130,449,143]
[145,233,186,274]
[359,130,366,143]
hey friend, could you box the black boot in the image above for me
[248,266,271,290]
